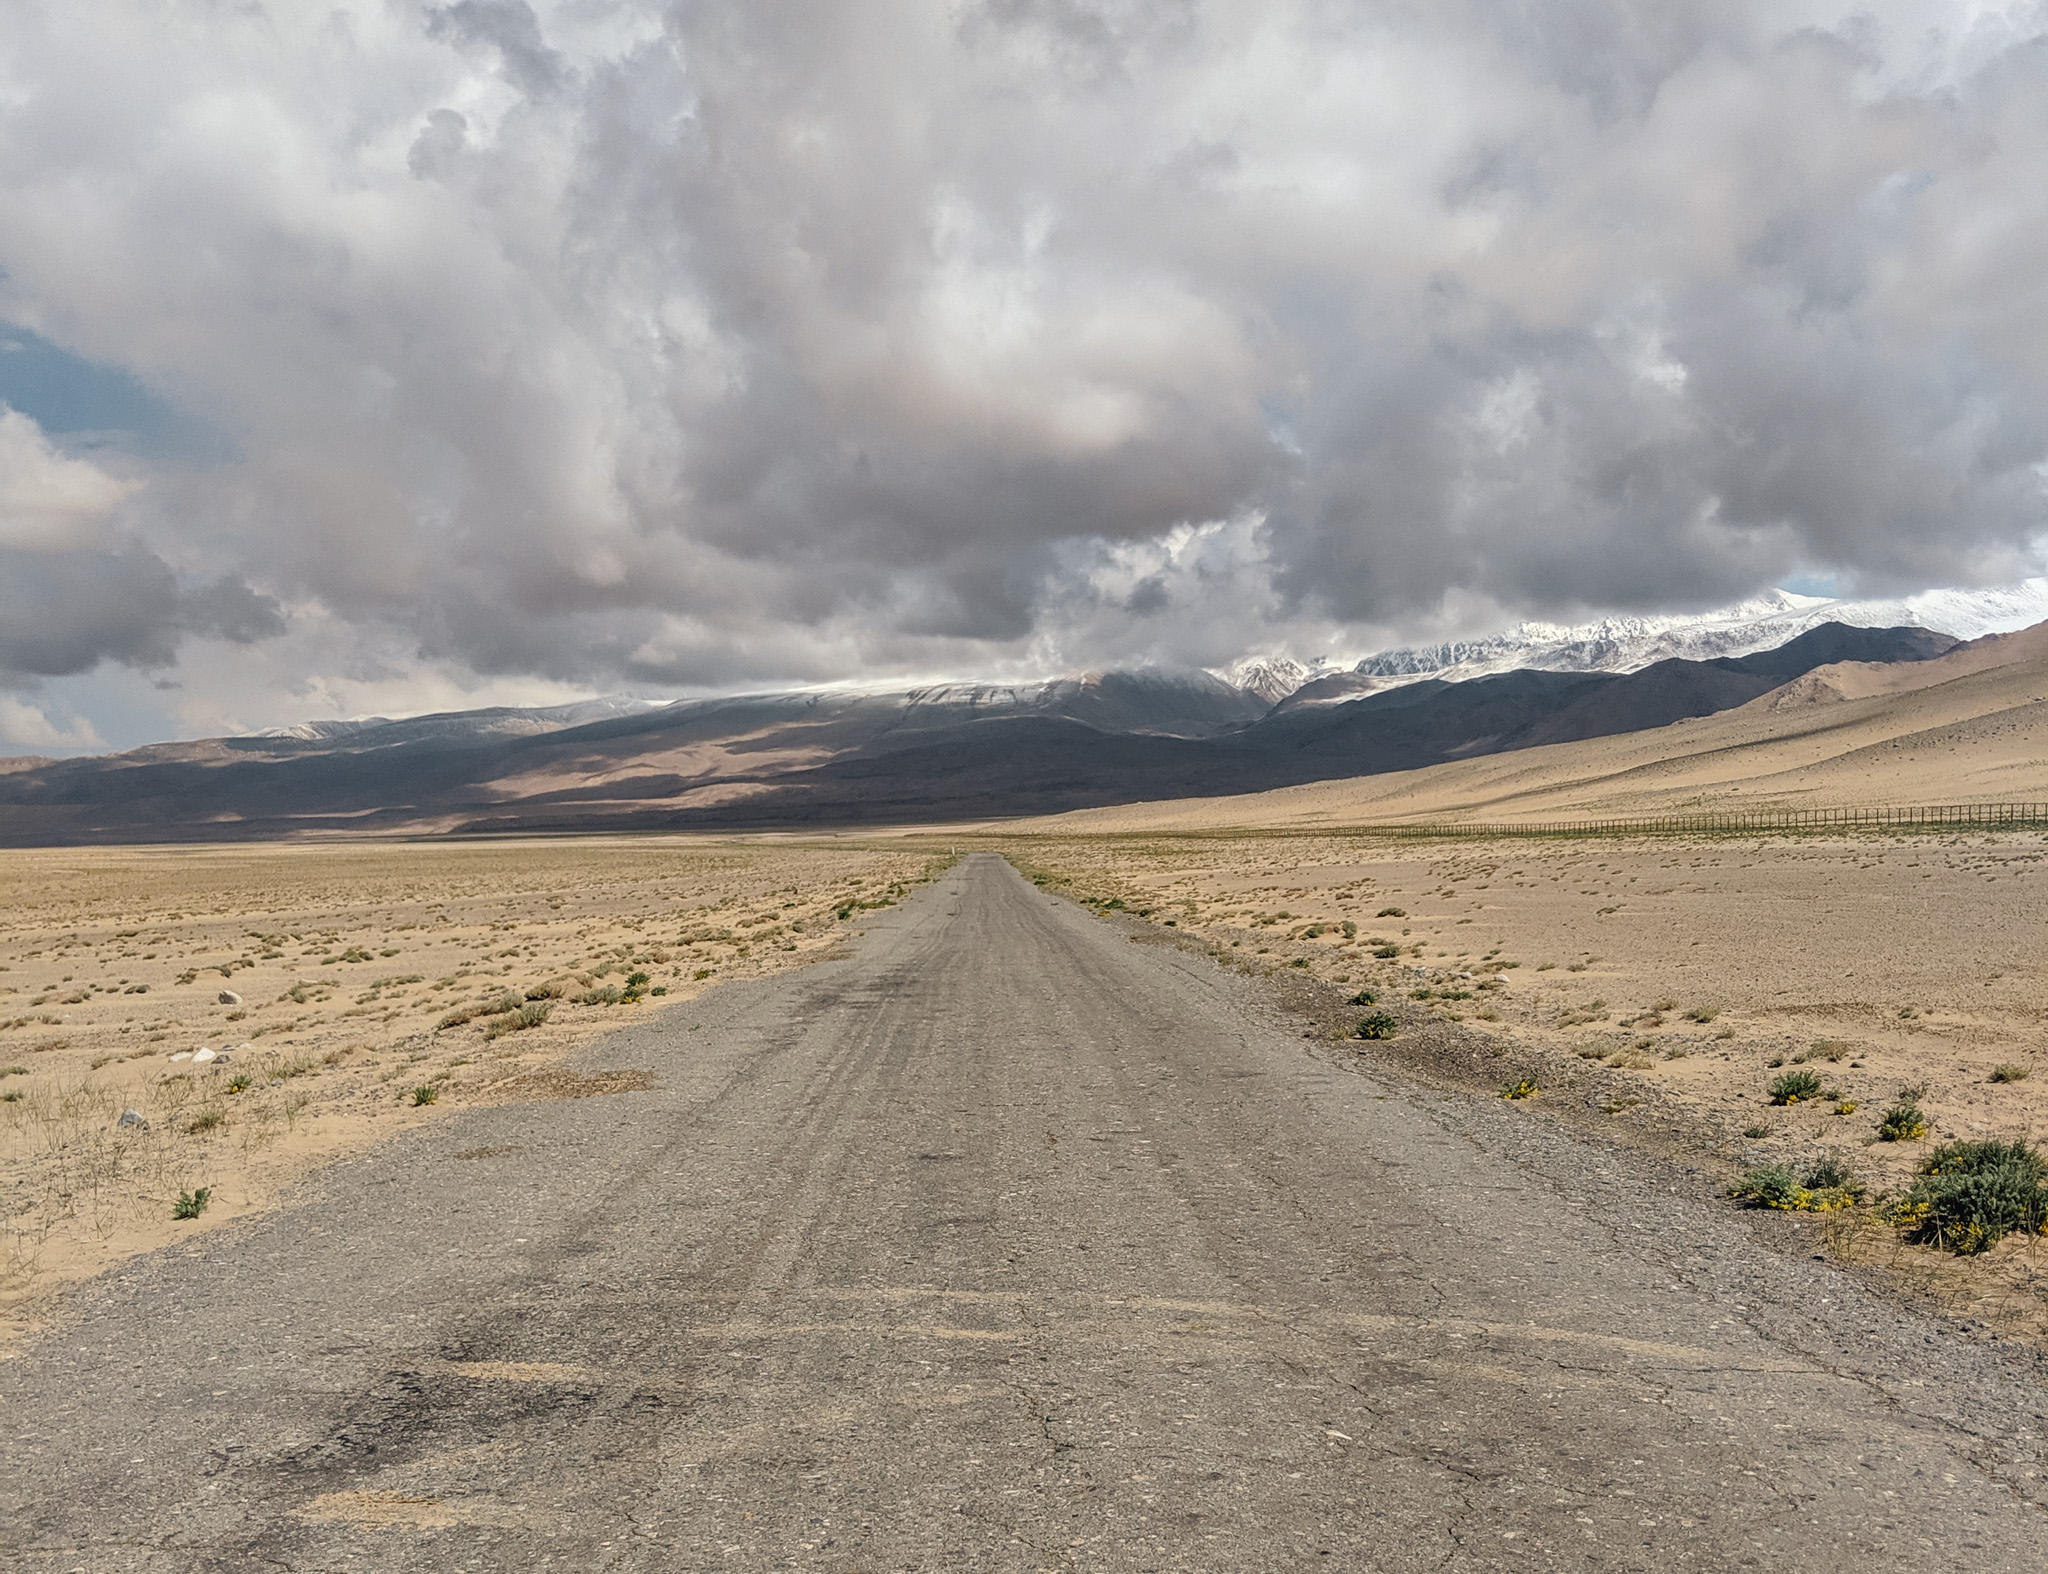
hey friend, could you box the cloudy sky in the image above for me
[3,0,2047,751]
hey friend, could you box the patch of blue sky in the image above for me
[3,667,188,757]
[0,320,228,461]
[1778,571,1846,598]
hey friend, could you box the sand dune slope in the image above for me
[1019,620,2048,831]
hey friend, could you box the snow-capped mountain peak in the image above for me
[1242,577,2048,708]
[1223,654,1347,706]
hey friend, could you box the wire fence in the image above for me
[1355,803,2048,840]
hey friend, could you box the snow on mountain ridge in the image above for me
[1259,578,2048,707]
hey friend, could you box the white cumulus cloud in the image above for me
[0,0,2044,736]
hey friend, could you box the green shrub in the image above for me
[1742,1124,1773,1139]
[225,1071,253,1094]
[1354,1012,1399,1040]
[1876,1100,1928,1141]
[1347,989,1377,1006]
[1886,1139,2048,1253]
[1499,1078,1538,1100]
[410,1085,438,1107]
[1729,1155,1866,1212]
[1729,1163,1804,1209]
[1767,1070,1824,1105]
[1376,906,1405,918]
[172,1186,211,1220]
[1371,944,1401,959]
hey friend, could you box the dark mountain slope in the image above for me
[0,624,1956,843]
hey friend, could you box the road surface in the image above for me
[6,852,2045,1570]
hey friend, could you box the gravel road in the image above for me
[6,851,2045,1571]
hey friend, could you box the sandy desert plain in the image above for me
[999,825,2048,1322]
[976,627,2048,1338]
[5,619,2048,1349]
[7,820,2045,1354]
[0,836,953,1339]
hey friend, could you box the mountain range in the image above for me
[0,621,1975,844]
[1225,576,2048,706]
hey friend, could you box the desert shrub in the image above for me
[1499,1078,1538,1100]
[1684,1006,1720,1023]
[1742,1124,1773,1139]
[438,993,521,1031]
[577,984,623,1006]
[1885,1140,2048,1254]
[525,981,567,1001]
[1376,906,1406,918]
[187,1109,225,1134]
[172,1187,211,1220]
[483,1001,551,1040]
[410,1085,438,1107]
[1812,1040,1851,1062]
[1876,1099,1928,1142]
[1347,989,1377,1006]
[1729,1163,1804,1209]
[1730,1155,1865,1212]
[1989,1063,2031,1084]
[1767,1070,1824,1105]
[1371,944,1401,959]
[1354,1012,1399,1040]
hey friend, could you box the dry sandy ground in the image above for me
[998,827,2048,1327]
[0,836,951,1340]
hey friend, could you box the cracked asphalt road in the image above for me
[6,851,2046,1570]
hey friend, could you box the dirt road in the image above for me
[6,853,2044,1570]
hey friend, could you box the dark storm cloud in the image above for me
[0,0,2044,711]
[0,547,281,680]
